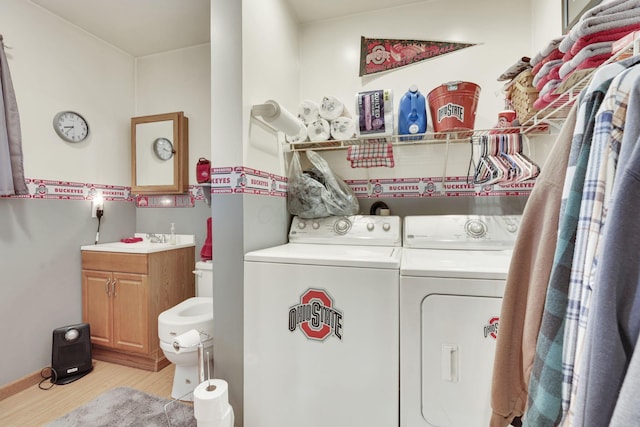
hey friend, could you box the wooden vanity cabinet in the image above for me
[81,247,195,371]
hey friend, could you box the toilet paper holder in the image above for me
[171,330,212,352]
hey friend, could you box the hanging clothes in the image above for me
[489,103,577,427]
[562,61,640,426]
[0,34,27,196]
[522,55,640,427]
[571,66,640,427]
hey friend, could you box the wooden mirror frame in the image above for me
[131,111,188,195]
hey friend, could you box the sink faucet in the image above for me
[146,233,166,243]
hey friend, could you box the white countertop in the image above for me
[81,233,196,254]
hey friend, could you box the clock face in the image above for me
[153,137,174,160]
[53,111,89,143]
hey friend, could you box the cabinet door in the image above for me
[82,270,113,347]
[112,272,149,354]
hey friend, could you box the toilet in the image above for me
[158,260,214,400]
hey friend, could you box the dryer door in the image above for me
[421,294,501,426]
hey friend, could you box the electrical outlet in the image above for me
[91,195,104,218]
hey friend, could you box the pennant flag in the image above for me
[360,36,478,76]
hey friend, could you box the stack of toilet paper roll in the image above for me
[287,96,355,143]
[194,379,234,427]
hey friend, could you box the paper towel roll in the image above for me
[172,329,201,352]
[194,379,233,426]
[330,117,356,140]
[258,100,304,137]
[307,118,331,142]
[298,100,320,125]
[285,120,308,143]
[320,96,350,121]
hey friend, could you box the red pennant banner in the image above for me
[360,36,478,76]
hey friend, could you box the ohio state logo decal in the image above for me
[484,316,499,339]
[288,288,343,341]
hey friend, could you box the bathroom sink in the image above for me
[81,234,195,254]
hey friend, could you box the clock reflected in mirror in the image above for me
[53,111,89,143]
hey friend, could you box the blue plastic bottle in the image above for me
[398,85,427,141]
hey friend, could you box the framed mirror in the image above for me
[131,111,189,195]
[562,0,602,34]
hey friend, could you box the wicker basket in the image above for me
[506,70,539,123]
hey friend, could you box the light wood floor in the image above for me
[0,360,179,426]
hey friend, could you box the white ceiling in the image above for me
[29,0,424,57]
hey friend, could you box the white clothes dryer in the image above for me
[244,215,402,427]
[400,215,520,427]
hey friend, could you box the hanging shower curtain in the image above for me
[0,34,27,196]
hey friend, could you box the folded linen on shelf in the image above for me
[531,36,564,66]
[560,7,640,52]
[567,22,640,58]
[559,41,613,79]
[538,78,561,99]
[533,59,563,88]
[346,143,395,168]
[532,49,564,75]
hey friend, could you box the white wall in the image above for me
[242,0,300,174]
[3,0,134,186]
[531,0,563,53]
[135,45,212,184]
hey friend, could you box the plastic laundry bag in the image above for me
[287,150,359,219]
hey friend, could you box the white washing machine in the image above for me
[400,215,520,427]
[244,215,402,427]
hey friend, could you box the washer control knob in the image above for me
[507,224,518,233]
[383,223,391,231]
[367,223,375,231]
[465,219,487,238]
[334,218,351,235]
[312,221,320,230]
[297,221,306,229]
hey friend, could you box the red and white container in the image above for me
[428,81,481,132]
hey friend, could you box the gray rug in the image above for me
[45,386,196,427]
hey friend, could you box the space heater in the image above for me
[51,323,93,385]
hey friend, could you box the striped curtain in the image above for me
[0,34,27,196]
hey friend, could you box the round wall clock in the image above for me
[53,111,89,143]
[153,137,174,160]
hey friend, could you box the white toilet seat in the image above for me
[158,297,214,345]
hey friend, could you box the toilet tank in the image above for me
[194,261,213,297]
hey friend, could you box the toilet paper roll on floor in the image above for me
[172,329,201,352]
[194,379,234,427]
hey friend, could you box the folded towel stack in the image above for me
[528,0,640,111]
